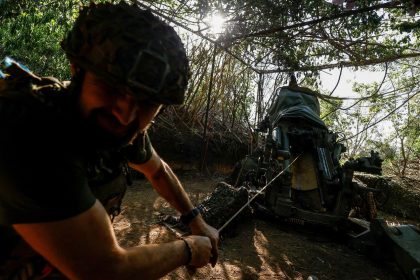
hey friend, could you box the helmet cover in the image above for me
[61,2,190,104]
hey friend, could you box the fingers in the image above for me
[186,265,196,276]
[184,236,212,268]
[210,246,218,267]
[209,232,219,267]
[187,224,221,268]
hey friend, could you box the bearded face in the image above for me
[75,71,162,150]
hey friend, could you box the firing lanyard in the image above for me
[218,154,301,232]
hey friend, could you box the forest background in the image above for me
[0,0,419,178]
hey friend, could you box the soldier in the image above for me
[0,2,219,279]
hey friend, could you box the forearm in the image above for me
[153,161,196,213]
[118,240,188,280]
[131,159,194,214]
[14,202,190,280]
[129,153,219,266]
[149,162,210,232]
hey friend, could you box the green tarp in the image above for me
[267,86,327,129]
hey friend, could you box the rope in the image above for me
[218,154,301,232]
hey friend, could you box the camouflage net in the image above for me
[355,173,420,221]
[199,182,251,232]
[161,182,251,235]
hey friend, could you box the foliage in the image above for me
[0,0,419,171]
[0,0,79,79]
[140,0,420,154]
[373,60,420,177]
[144,0,420,71]
[0,0,119,79]
[325,58,420,177]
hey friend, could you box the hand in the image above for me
[183,236,212,267]
[189,217,220,267]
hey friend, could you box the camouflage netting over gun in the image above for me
[198,182,251,233]
[355,174,420,222]
[161,182,251,235]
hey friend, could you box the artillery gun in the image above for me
[229,83,384,225]
[161,79,419,279]
[226,81,419,280]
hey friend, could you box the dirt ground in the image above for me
[113,174,407,280]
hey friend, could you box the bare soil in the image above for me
[113,174,407,280]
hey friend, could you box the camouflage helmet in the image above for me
[61,2,190,104]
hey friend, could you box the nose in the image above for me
[111,94,138,126]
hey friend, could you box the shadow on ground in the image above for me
[114,175,404,280]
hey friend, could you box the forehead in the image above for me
[86,71,132,95]
[85,71,159,103]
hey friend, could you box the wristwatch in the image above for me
[180,207,201,225]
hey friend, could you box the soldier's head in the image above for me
[61,2,189,147]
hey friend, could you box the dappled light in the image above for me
[1,1,418,279]
[1,1,418,175]
[113,176,406,279]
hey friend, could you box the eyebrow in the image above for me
[91,76,112,88]
[90,74,161,103]
[90,77,130,96]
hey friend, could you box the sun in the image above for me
[206,13,225,35]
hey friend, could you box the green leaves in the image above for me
[0,0,82,79]
[0,0,418,175]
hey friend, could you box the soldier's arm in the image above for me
[129,148,220,266]
[13,200,211,280]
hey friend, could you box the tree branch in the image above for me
[340,90,419,141]
[221,1,404,42]
[259,52,420,73]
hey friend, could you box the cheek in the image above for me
[79,93,92,118]
[79,88,111,117]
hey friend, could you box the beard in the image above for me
[66,71,139,151]
[81,108,140,150]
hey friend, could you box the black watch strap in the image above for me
[180,207,200,225]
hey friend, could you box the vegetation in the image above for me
[0,0,419,176]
